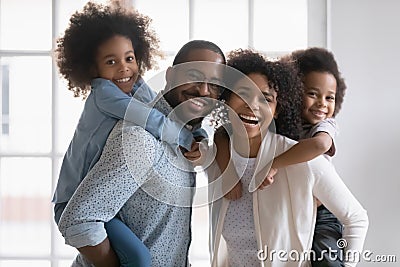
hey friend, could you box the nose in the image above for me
[198,82,211,96]
[246,95,260,111]
[317,97,327,107]
[118,61,129,72]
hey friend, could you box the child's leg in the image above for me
[311,205,344,267]
[105,217,151,267]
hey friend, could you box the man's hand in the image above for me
[77,238,119,267]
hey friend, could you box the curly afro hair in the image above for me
[217,49,303,140]
[55,1,161,98]
[290,47,347,116]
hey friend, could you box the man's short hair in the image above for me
[173,40,226,65]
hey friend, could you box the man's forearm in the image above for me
[77,237,120,267]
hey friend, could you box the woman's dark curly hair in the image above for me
[290,47,347,116]
[55,1,161,98]
[216,49,303,140]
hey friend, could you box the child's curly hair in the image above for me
[55,1,161,98]
[215,49,303,140]
[290,47,347,116]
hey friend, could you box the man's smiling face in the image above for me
[164,49,225,125]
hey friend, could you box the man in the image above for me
[57,40,226,267]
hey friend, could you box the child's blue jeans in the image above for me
[105,217,151,267]
[55,202,150,267]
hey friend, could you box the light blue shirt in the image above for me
[52,77,194,206]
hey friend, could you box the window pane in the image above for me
[0,222,52,257]
[0,261,50,267]
[253,0,307,52]
[192,0,248,52]
[56,0,109,40]
[0,57,52,153]
[59,260,77,267]
[135,0,189,52]
[0,157,51,198]
[0,158,52,256]
[0,0,52,50]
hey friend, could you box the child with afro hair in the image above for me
[259,47,348,267]
[53,1,197,266]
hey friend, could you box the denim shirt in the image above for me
[52,77,194,206]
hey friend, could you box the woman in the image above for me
[206,49,368,267]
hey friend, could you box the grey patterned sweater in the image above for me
[58,95,196,267]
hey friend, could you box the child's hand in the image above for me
[257,167,277,190]
[183,141,201,160]
[224,181,242,200]
[184,140,208,166]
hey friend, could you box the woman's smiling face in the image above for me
[227,72,277,140]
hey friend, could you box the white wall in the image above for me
[329,0,400,264]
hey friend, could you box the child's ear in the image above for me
[273,110,278,119]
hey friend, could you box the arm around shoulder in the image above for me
[272,132,333,169]
[93,78,194,150]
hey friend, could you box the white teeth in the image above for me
[239,114,258,122]
[189,98,204,107]
[116,77,131,83]
[311,110,326,117]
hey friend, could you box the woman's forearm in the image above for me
[311,157,369,266]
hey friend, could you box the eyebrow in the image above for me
[102,50,135,60]
[307,87,336,95]
[236,86,275,97]
[187,68,223,82]
[262,91,275,99]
